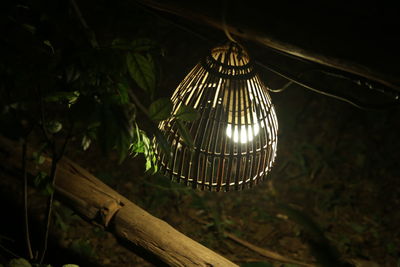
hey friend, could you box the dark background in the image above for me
[1,0,399,266]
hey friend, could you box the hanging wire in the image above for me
[135,1,400,110]
[266,81,293,93]
[306,69,400,101]
[256,61,399,110]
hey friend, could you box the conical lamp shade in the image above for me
[156,42,278,191]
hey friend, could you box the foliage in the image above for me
[0,0,199,264]
[0,1,168,169]
[127,49,156,98]
[129,125,158,172]
[0,0,202,168]
[7,258,31,267]
[148,98,173,122]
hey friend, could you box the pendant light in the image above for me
[156,41,278,191]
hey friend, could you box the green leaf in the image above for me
[44,91,79,104]
[32,143,47,165]
[130,141,145,154]
[44,183,55,196]
[8,258,32,267]
[62,265,79,267]
[153,127,171,159]
[129,124,142,156]
[81,135,91,151]
[22,24,36,34]
[148,98,173,121]
[117,83,129,104]
[145,157,152,171]
[65,66,80,83]
[54,211,69,232]
[134,131,148,154]
[176,120,194,149]
[43,40,54,53]
[174,104,199,122]
[33,152,45,165]
[127,53,155,97]
[34,171,48,187]
[46,120,62,134]
[128,125,159,173]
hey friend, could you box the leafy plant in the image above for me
[0,0,193,264]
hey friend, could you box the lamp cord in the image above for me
[257,61,399,110]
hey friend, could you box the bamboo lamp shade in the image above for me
[156,42,278,191]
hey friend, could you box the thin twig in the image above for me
[37,86,54,264]
[225,232,316,267]
[39,143,58,264]
[39,130,72,264]
[22,138,34,260]
[37,84,75,263]
[38,88,51,144]
[128,90,151,116]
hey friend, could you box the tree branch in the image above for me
[135,0,400,91]
[0,136,237,267]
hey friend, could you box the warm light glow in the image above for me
[226,122,260,144]
[155,42,278,191]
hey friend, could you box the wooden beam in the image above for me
[136,0,400,91]
[0,136,237,267]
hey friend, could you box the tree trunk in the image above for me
[0,136,237,267]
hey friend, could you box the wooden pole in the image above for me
[0,136,237,267]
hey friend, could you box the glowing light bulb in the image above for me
[226,121,260,144]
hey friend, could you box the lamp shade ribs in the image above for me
[156,42,278,191]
